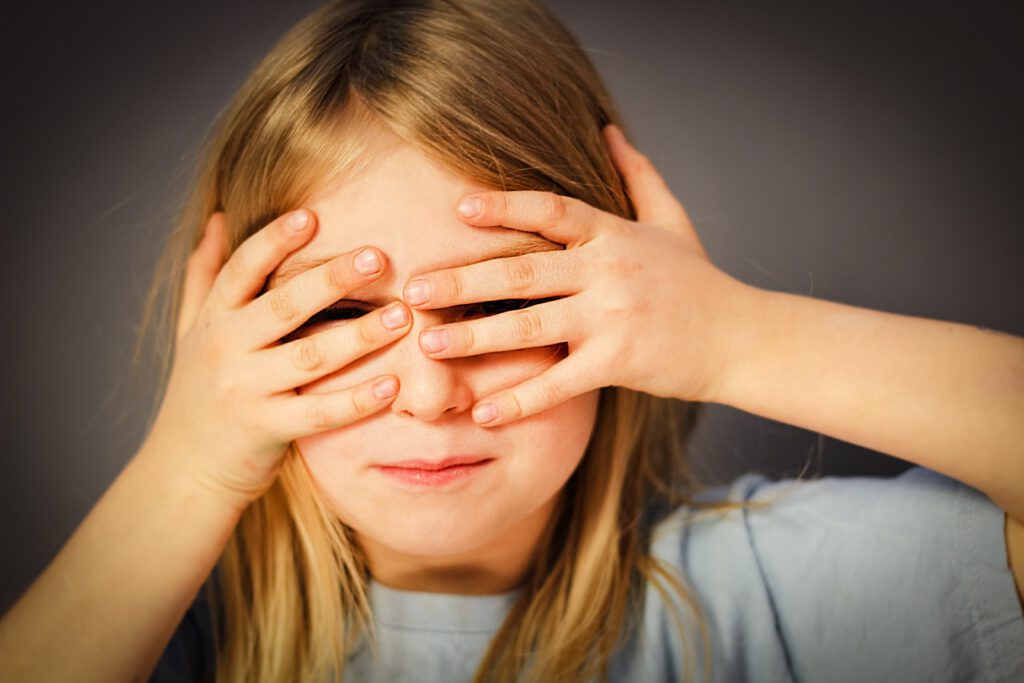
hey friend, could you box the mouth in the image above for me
[373,456,495,488]
[379,455,493,471]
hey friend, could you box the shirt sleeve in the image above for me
[731,465,1024,683]
[148,580,217,683]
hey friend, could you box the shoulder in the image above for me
[635,466,1024,683]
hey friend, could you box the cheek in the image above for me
[317,388,599,555]
[507,385,600,501]
[290,345,600,553]
[295,350,589,481]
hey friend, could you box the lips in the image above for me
[380,455,492,471]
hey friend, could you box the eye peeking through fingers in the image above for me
[461,296,561,319]
[297,296,562,333]
[303,303,371,327]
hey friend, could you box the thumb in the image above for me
[602,124,689,225]
[602,124,707,258]
[177,211,229,343]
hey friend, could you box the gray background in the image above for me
[2,0,1022,613]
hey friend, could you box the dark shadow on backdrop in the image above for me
[1,0,1021,613]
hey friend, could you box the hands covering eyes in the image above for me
[150,123,747,512]
[396,124,749,426]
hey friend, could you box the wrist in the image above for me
[134,432,256,519]
[701,278,773,406]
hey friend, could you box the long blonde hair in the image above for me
[134,1,797,680]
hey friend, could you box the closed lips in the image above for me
[380,456,492,470]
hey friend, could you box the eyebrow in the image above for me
[266,233,563,299]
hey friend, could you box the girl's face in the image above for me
[268,130,600,593]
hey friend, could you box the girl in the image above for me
[1,0,1021,681]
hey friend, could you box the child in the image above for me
[1,0,1021,681]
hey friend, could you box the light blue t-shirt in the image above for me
[151,466,1024,682]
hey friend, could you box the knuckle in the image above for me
[601,289,633,316]
[266,288,299,322]
[496,192,511,218]
[357,316,382,346]
[505,392,524,419]
[304,399,335,430]
[536,380,564,407]
[326,257,357,291]
[200,320,232,364]
[291,337,325,372]
[350,387,375,417]
[212,371,244,407]
[441,271,464,302]
[459,323,476,353]
[543,193,567,224]
[512,309,544,343]
[593,251,638,277]
[504,257,537,292]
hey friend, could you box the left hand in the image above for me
[404,124,751,427]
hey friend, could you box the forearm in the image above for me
[0,439,244,682]
[711,285,1024,520]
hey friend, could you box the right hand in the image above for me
[143,208,412,511]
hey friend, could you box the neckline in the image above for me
[368,578,526,633]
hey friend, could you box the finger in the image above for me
[454,190,607,247]
[403,249,581,311]
[242,245,391,349]
[206,208,316,313]
[275,374,400,438]
[177,212,229,342]
[602,124,692,229]
[470,350,599,427]
[416,298,575,360]
[260,301,412,394]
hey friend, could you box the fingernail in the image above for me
[473,402,498,424]
[355,248,381,275]
[288,210,310,232]
[404,279,431,306]
[420,328,450,353]
[381,303,408,330]
[458,196,482,218]
[373,377,398,399]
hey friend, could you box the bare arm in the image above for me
[709,286,1024,606]
[0,207,417,682]
[0,439,244,683]
[713,286,1024,520]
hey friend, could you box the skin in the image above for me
[268,128,600,594]
[395,125,1024,609]
[0,123,1019,683]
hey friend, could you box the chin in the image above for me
[356,508,500,557]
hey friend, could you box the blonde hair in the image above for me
[133,1,808,681]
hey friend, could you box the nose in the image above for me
[388,309,474,421]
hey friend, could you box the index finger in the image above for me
[206,209,317,313]
[403,249,578,311]
[243,245,394,349]
[455,191,603,247]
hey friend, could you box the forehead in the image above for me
[268,139,561,292]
